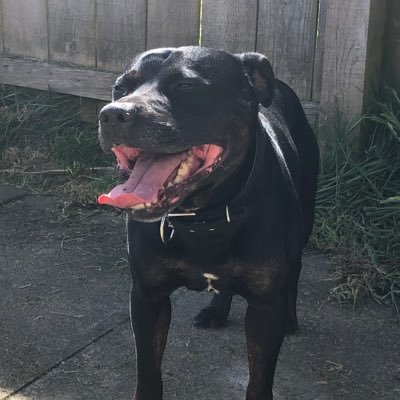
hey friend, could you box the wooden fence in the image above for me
[0,0,388,150]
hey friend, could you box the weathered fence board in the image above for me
[201,0,258,53]
[48,0,96,67]
[2,0,48,59]
[96,0,146,72]
[0,56,116,101]
[363,0,386,102]
[146,0,200,48]
[383,0,400,89]
[311,0,327,102]
[319,0,386,133]
[0,0,3,52]
[257,0,319,101]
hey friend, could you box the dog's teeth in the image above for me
[173,175,184,184]
[145,202,152,207]
[175,154,194,181]
[168,152,195,186]
[177,163,190,177]
[131,203,146,210]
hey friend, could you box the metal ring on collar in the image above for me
[225,205,231,222]
[160,216,175,244]
[160,212,196,243]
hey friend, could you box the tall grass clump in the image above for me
[313,88,400,314]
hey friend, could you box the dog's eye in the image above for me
[173,79,201,91]
[113,85,124,91]
[112,85,127,101]
[177,83,193,89]
[113,85,127,96]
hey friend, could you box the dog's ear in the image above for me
[235,52,275,107]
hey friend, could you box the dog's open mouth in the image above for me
[98,144,224,211]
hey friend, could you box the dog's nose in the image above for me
[99,103,135,125]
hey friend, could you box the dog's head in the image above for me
[98,46,274,221]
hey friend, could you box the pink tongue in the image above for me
[98,152,187,208]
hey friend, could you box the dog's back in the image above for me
[263,78,319,243]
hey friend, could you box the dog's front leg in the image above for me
[130,284,171,400]
[245,296,287,400]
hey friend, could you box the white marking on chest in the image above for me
[203,273,220,294]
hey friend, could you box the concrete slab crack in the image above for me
[3,317,130,399]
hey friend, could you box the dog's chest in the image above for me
[152,248,257,294]
[137,220,283,296]
[199,272,220,293]
[155,254,280,297]
[174,230,239,292]
[148,246,234,293]
[167,258,228,293]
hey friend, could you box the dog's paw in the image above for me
[193,307,227,329]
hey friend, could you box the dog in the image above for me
[98,46,319,400]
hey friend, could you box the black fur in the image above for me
[98,46,319,400]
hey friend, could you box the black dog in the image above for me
[98,46,319,400]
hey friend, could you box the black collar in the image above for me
[159,117,267,243]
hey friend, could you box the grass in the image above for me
[312,87,400,315]
[0,85,115,205]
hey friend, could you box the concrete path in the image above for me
[0,186,399,400]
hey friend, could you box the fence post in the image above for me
[383,0,400,90]
[0,0,3,53]
[319,0,386,153]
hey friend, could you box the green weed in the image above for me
[312,87,400,315]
